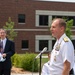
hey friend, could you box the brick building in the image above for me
[0,0,75,53]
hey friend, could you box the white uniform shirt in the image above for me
[42,61,50,75]
[49,33,74,75]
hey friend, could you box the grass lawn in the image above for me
[37,54,49,69]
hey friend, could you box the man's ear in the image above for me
[61,26,64,32]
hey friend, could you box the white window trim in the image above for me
[36,10,75,16]
[21,48,29,50]
[35,35,75,52]
[35,35,54,52]
[18,23,25,24]
[71,35,75,40]
[35,13,52,27]
[35,10,75,27]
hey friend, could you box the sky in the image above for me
[37,0,75,3]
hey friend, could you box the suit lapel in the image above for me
[4,39,8,52]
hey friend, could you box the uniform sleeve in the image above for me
[62,42,74,69]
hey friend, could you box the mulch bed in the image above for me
[11,66,32,74]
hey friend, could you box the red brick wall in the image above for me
[0,1,75,53]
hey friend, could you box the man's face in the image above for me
[50,20,63,39]
[0,29,6,39]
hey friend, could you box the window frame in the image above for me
[18,14,25,24]
[36,10,75,27]
[21,40,29,50]
[35,35,55,52]
[39,15,49,26]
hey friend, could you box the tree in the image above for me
[66,19,73,39]
[3,17,17,40]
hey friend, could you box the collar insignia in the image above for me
[55,43,60,51]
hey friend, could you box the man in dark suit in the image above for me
[0,28,15,75]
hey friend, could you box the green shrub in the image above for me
[11,53,38,72]
[21,53,38,72]
[11,54,23,67]
[11,54,18,65]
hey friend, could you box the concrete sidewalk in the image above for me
[11,73,39,75]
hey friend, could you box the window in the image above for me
[52,40,56,49]
[36,10,75,27]
[52,16,75,26]
[36,10,52,27]
[18,14,25,23]
[22,40,29,49]
[71,36,75,50]
[39,15,48,26]
[39,40,48,51]
[35,35,53,52]
[72,40,75,49]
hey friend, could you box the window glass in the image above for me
[72,40,75,49]
[52,40,56,49]
[18,14,25,23]
[22,40,29,49]
[52,16,75,26]
[39,40,48,51]
[39,15,48,26]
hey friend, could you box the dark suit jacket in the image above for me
[0,38,15,69]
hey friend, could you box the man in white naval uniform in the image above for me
[42,61,50,75]
[50,18,74,75]
[42,53,50,75]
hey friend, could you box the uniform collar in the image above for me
[56,33,66,44]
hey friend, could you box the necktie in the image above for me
[0,41,3,53]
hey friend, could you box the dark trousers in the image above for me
[69,68,74,75]
[0,68,11,75]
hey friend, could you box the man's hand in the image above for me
[2,53,6,58]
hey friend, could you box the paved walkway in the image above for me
[11,73,39,75]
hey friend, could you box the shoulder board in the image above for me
[63,37,69,42]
